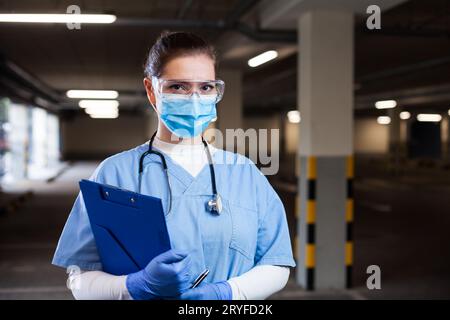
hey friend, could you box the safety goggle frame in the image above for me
[151,77,225,103]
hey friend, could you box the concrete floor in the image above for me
[0,162,449,300]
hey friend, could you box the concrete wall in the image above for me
[286,120,300,154]
[243,115,389,156]
[244,114,280,132]
[354,118,389,155]
[217,69,243,132]
[243,114,280,152]
[61,112,157,160]
[60,111,390,161]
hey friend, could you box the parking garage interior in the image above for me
[1,0,450,300]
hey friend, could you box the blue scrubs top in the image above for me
[52,142,296,284]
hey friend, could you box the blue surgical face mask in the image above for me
[156,93,217,138]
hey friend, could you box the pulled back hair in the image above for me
[144,31,217,78]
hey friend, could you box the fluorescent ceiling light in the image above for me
[0,14,116,24]
[67,90,118,99]
[377,116,391,125]
[85,108,118,119]
[89,114,119,119]
[81,100,119,118]
[375,100,397,109]
[248,50,278,68]
[79,100,119,109]
[84,106,118,115]
[399,111,411,120]
[287,110,300,123]
[417,114,442,122]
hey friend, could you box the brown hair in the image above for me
[144,31,217,78]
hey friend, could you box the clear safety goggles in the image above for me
[151,77,225,103]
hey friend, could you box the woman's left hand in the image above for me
[178,281,232,300]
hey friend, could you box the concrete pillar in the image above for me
[441,115,449,163]
[216,69,243,151]
[280,112,287,161]
[296,10,354,290]
[399,111,409,164]
[388,108,401,173]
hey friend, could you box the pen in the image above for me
[190,268,209,288]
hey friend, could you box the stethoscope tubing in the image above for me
[138,131,219,215]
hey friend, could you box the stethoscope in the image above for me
[138,131,223,215]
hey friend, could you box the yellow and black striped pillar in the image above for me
[346,156,354,288]
[296,155,354,290]
[296,9,354,290]
[305,156,316,290]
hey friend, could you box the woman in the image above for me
[52,31,295,300]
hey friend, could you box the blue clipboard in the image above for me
[79,179,171,276]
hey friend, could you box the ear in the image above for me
[143,77,157,111]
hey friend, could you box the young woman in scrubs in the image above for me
[52,31,296,300]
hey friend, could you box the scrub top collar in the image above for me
[138,140,219,197]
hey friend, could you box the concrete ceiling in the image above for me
[258,0,408,30]
[1,0,450,115]
[0,0,236,90]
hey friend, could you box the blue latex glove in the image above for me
[126,249,192,300]
[178,281,232,300]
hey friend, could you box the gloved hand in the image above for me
[178,281,232,300]
[126,249,192,300]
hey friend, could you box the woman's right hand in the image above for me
[126,249,192,300]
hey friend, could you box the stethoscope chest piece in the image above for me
[207,194,223,215]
